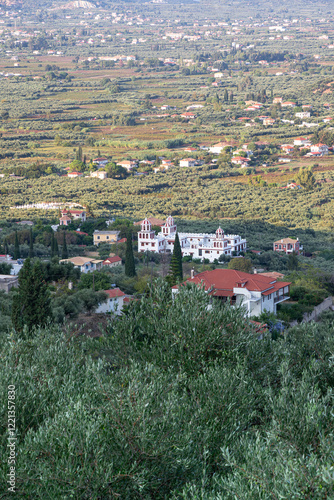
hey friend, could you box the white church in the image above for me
[138,216,247,262]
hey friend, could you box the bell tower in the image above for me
[162,215,177,236]
[139,218,155,241]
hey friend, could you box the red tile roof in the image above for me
[104,288,126,298]
[173,269,290,296]
[103,256,122,264]
[134,217,165,227]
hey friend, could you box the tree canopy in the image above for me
[1,282,334,498]
[11,258,51,335]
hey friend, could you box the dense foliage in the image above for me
[1,282,334,497]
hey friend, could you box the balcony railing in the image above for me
[274,294,289,303]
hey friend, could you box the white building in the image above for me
[209,142,232,154]
[179,158,196,167]
[95,288,126,315]
[61,209,86,222]
[311,143,329,155]
[138,216,246,262]
[0,255,23,275]
[90,171,107,179]
[294,137,312,147]
[172,269,291,317]
[295,112,311,119]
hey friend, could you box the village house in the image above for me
[263,118,275,126]
[95,288,126,315]
[180,112,196,119]
[273,97,283,104]
[59,214,71,226]
[310,143,329,155]
[138,216,246,262]
[209,142,233,154]
[0,274,18,293]
[172,269,291,317]
[67,171,83,178]
[273,238,302,255]
[295,112,311,119]
[154,166,169,173]
[117,160,138,171]
[0,255,23,275]
[103,256,122,268]
[60,256,104,273]
[93,157,109,167]
[294,137,312,147]
[281,101,296,108]
[161,159,174,168]
[284,182,302,189]
[281,144,294,154]
[180,158,196,167]
[93,230,120,246]
[231,156,250,166]
[90,171,108,179]
[59,209,86,226]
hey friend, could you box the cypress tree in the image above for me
[125,231,136,277]
[29,228,34,258]
[4,239,8,255]
[14,231,20,260]
[61,232,68,260]
[166,254,180,287]
[166,233,183,286]
[173,233,183,281]
[11,258,52,335]
[54,235,59,257]
[51,232,55,257]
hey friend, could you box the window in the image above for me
[106,236,109,240]
[97,236,100,240]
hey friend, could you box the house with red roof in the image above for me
[294,137,311,147]
[180,158,196,167]
[273,238,302,255]
[172,269,291,316]
[95,288,126,315]
[310,143,329,155]
[67,172,83,178]
[281,144,294,154]
[60,209,86,225]
[231,156,250,165]
[180,112,196,119]
[103,256,122,268]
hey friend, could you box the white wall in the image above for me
[96,296,124,315]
